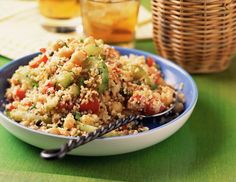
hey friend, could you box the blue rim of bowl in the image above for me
[0,47,198,141]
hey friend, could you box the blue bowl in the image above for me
[0,47,198,156]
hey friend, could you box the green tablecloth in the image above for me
[1,1,236,182]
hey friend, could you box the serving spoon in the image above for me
[40,100,177,160]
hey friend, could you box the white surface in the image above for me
[0,0,36,21]
[0,8,81,60]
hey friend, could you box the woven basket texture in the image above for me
[152,0,236,73]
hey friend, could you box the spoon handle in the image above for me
[41,115,142,159]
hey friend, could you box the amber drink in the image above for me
[81,0,139,45]
[39,0,80,19]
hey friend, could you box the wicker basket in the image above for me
[151,0,236,73]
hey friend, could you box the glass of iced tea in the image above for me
[38,0,81,32]
[80,0,140,47]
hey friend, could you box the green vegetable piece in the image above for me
[98,61,109,93]
[69,84,80,96]
[84,44,102,56]
[130,64,158,90]
[32,81,39,88]
[78,77,85,86]
[43,117,52,124]
[29,105,36,110]
[81,58,91,68]
[145,76,158,90]
[56,72,74,88]
[132,65,146,80]
[75,112,81,121]
[45,97,59,111]
[81,56,97,69]
[13,66,33,88]
[78,123,97,132]
[151,83,158,90]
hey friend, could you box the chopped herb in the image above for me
[75,112,81,121]
[29,105,36,110]
[151,84,158,90]
[145,76,157,90]
[78,77,85,86]
[32,81,39,87]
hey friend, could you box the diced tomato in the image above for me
[29,61,39,68]
[41,55,48,63]
[15,89,25,100]
[79,97,100,114]
[11,79,20,85]
[133,94,142,101]
[47,87,55,94]
[155,77,160,84]
[146,57,155,67]
[23,102,32,107]
[40,48,46,53]
[159,105,166,112]
[58,101,73,111]
[30,55,48,68]
[144,103,155,115]
[145,102,166,115]
[42,82,55,94]
[155,73,162,84]
[7,104,16,111]
[46,82,54,87]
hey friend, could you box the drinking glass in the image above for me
[81,0,140,47]
[38,0,81,33]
